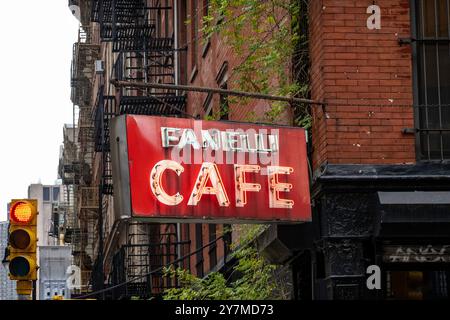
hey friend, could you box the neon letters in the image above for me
[150,161,294,209]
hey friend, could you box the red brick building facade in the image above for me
[66,0,450,299]
[310,0,416,167]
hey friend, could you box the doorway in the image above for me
[385,270,450,300]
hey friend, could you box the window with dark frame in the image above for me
[195,223,204,277]
[203,92,213,117]
[203,0,209,17]
[216,62,229,120]
[43,187,50,202]
[164,0,169,36]
[178,0,188,85]
[183,223,191,270]
[223,224,232,258]
[190,0,199,81]
[208,224,217,270]
[202,0,211,57]
[219,82,229,120]
[414,0,450,160]
[52,187,60,202]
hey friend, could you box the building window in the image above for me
[190,0,199,82]
[43,187,50,202]
[414,0,450,160]
[203,0,209,17]
[216,62,229,120]
[208,224,217,271]
[164,0,170,36]
[386,270,449,299]
[195,224,204,277]
[178,0,189,85]
[52,187,60,202]
[201,0,211,57]
[223,224,232,258]
[203,93,213,118]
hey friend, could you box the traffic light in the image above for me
[8,199,38,281]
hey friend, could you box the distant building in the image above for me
[27,183,68,300]
[0,221,17,300]
[27,184,63,247]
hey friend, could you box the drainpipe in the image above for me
[174,0,179,89]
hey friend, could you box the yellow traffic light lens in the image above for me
[10,202,33,223]
[9,229,31,250]
[9,256,31,277]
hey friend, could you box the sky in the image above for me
[0,2,79,221]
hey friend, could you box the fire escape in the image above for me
[66,21,101,294]
[109,223,190,299]
[92,0,190,299]
[57,124,81,287]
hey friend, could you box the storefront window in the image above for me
[386,270,449,299]
[415,0,450,160]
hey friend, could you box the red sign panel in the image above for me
[123,115,311,223]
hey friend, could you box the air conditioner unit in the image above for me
[95,60,104,74]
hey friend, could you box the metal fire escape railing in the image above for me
[89,0,188,298]
[94,88,116,195]
[76,186,99,291]
[109,223,191,299]
[71,26,100,107]
[64,21,102,295]
[95,0,186,118]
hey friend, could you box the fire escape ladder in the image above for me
[109,222,190,299]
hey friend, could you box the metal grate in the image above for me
[113,50,176,89]
[109,223,191,299]
[93,0,147,23]
[95,0,173,52]
[112,36,173,53]
[102,152,114,195]
[94,94,117,152]
[118,95,186,115]
[414,0,450,160]
[100,24,155,42]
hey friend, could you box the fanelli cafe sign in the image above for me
[111,115,311,223]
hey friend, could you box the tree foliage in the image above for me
[163,225,290,300]
[200,0,310,127]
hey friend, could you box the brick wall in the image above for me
[309,0,416,169]
[185,0,292,125]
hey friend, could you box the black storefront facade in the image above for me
[259,162,450,300]
[257,0,450,300]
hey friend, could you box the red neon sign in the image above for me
[117,115,311,223]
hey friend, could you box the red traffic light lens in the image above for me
[10,202,34,223]
[9,229,31,250]
[9,256,31,277]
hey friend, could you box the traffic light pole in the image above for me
[16,280,33,300]
[32,280,37,300]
